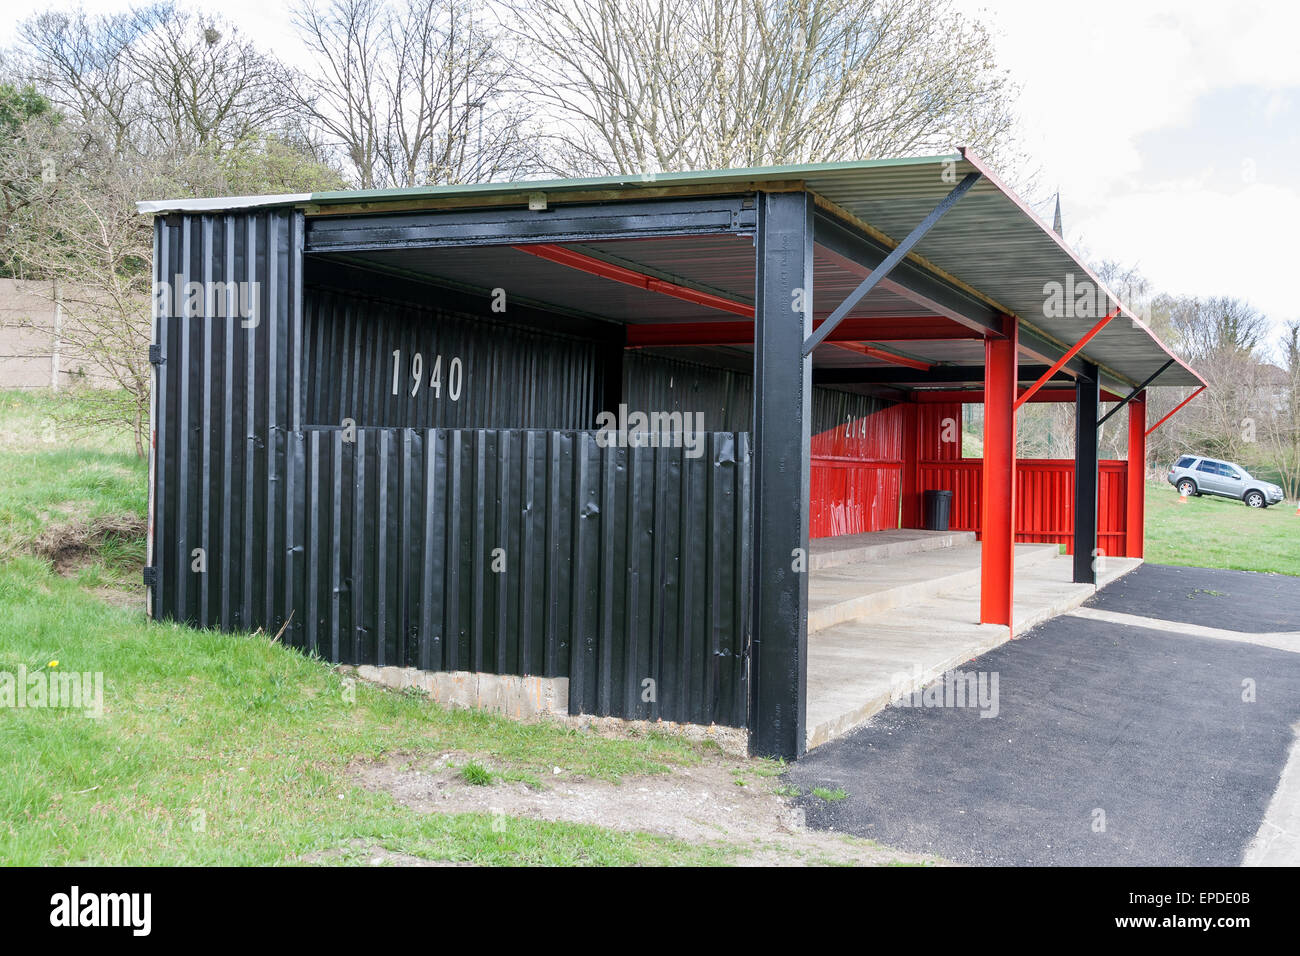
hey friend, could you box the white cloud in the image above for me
[1081,182,1300,322]
[958,0,1300,331]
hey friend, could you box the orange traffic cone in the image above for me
[1178,492,1188,504]
[1294,501,1299,516]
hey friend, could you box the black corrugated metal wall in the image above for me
[151,209,306,640]
[150,211,750,725]
[298,427,749,725]
[303,286,601,430]
[625,350,894,434]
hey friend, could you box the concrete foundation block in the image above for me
[340,664,568,721]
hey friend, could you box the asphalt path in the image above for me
[787,574,1300,865]
[1086,563,1300,634]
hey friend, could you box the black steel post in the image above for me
[598,327,625,422]
[1074,361,1100,584]
[748,191,813,760]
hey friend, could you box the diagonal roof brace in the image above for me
[803,171,982,356]
[1145,385,1206,438]
[1015,307,1120,409]
[1096,359,1175,427]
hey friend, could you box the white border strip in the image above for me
[136,194,311,215]
[1068,607,1300,653]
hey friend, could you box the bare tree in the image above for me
[1254,322,1300,500]
[1165,295,1268,366]
[3,8,343,449]
[123,10,298,153]
[1135,294,1288,478]
[18,3,296,159]
[503,0,1021,176]
[6,126,174,454]
[15,6,154,155]
[293,0,538,188]
[0,83,67,269]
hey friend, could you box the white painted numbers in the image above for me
[391,349,463,401]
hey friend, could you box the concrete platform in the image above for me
[808,540,1059,633]
[809,529,977,571]
[805,541,1142,750]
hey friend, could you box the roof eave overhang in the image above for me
[136,151,1203,391]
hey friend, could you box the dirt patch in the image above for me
[90,584,144,609]
[554,714,748,757]
[351,750,944,867]
[32,513,146,574]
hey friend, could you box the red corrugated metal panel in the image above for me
[810,460,902,537]
[917,403,963,460]
[810,403,905,459]
[809,404,906,538]
[915,458,1130,556]
[809,398,1133,553]
[1098,461,1128,558]
[1016,461,1073,547]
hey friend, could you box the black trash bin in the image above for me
[922,489,952,532]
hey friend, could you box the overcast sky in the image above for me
[953,0,1299,339]
[4,0,1297,341]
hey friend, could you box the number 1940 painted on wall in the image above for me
[391,350,464,401]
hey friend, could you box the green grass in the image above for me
[8,385,1292,865]
[0,553,746,865]
[811,787,848,802]
[0,389,741,866]
[459,761,494,786]
[0,391,146,590]
[1143,480,1300,576]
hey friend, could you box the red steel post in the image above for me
[981,317,1018,626]
[900,402,921,528]
[1126,390,1147,559]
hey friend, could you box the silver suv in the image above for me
[1167,455,1285,508]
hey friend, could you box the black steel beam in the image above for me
[748,191,813,761]
[1074,361,1101,584]
[303,257,623,343]
[805,173,981,355]
[305,196,759,252]
[812,364,1064,386]
[812,204,1002,343]
[1097,359,1174,427]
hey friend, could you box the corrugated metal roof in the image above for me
[140,149,1201,389]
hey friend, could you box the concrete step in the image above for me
[808,529,977,571]
[807,542,1060,634]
